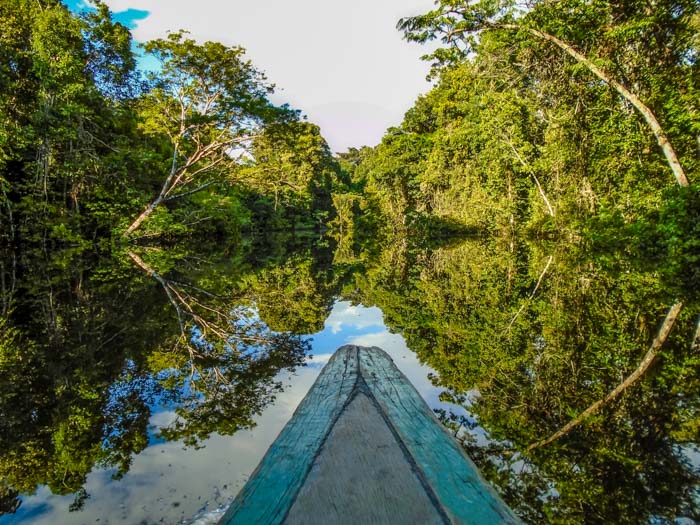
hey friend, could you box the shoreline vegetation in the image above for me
[0,0,697,252]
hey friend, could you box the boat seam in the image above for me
[277,345,363,524]
[356,361,453,525]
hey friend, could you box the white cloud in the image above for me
[306,352,333,366]
[147,408,177,427]
[103,0,435,151]
[323,301,384,334]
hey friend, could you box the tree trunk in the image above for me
[123,196,163,237]
[691,315,700,351]
[506,139,556,216]
[527,301,683,451]
[504,255,554,332]
[493,23,690,187]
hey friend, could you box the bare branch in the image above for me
[475,22,690,187]
[127,251,186,334]
[164,181,220,202]
[503,137,556,217]
[504,255,554,333]
[527,302,683,451]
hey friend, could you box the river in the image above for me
[0,232,698,524]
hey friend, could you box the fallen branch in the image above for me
[126,250,273,357]
[504,138,555,217]
[691,315,700,351]
[128,251,186,334]
[446,22,690,187]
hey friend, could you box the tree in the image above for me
[0,239,310,511]
[123,32,295,236]
[349,232,700,523]
[239,121,339,228]
[0,0,140,242]
[360,128,431,229]
[398,0,697,187]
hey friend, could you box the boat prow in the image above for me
[219,345,522,524]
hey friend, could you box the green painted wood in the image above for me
[219,345,522,524]
[284,392,446,524]
[358,347,522,525]
[218,346,359,525]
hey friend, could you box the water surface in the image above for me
[1,234,698,524]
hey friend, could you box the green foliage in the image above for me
[240,253,340,334]
[341,0,699,238]
[121,31,301,235]
[0,237,317,513]
[0,3,331,245]
[1,2,698,522]
[239,121,340,231]
[1,220,699,522]
[349,232,700,524]
[0,0,146,243]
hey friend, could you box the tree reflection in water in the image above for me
[0,242,309,516]
[357,235,700,524]
[0,232,698,524]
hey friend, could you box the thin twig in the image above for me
[504,255,554,333]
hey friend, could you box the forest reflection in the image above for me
[0,231,698,524]
[363,235,700,524]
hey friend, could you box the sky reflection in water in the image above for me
[5,301,453,525]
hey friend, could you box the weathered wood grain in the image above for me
[359,347,522,525]
[284,392,445,524]
[218,346,359,525]
[219,345,522,525]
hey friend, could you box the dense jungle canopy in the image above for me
[0,0,698,245]
[0,0,339,244]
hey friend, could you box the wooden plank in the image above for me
[284,392,446,525]
[219,346,359,525]
[359,347,523,525]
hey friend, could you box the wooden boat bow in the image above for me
[219,345,522,524]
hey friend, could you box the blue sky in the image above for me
[65,0,148,28]
[64,0,434,152]
[64,1,159,71]
[111,7,149,29]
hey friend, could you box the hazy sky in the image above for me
[95,0,436,152]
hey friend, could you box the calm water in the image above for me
[1,233,698,524]
[4,301,451,524]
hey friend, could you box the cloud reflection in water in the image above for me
[6,301,452,525]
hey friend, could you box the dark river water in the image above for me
[1,233,698,524]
